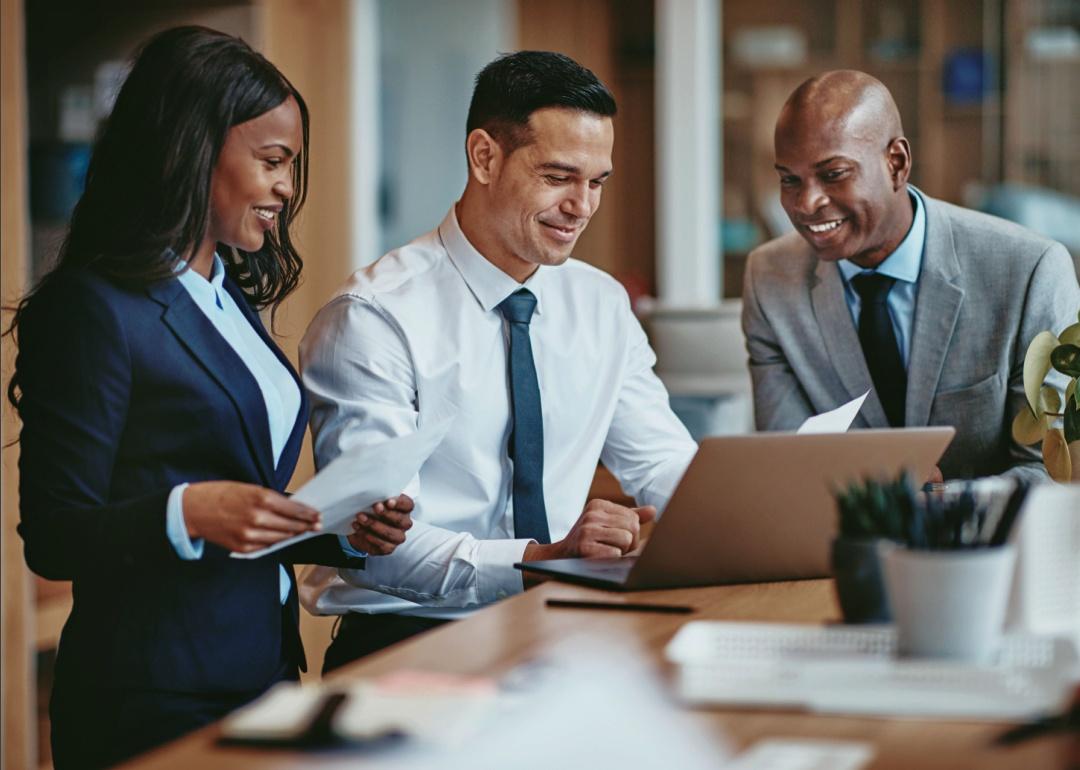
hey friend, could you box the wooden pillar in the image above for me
[517,0,619,277]
[255,0,355,490]
[255,0,358,679]
[1,0,35,764]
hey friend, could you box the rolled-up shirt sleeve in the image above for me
[599,299,698,513]
[301,295,530,607]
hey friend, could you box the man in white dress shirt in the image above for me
[300,51,697,671]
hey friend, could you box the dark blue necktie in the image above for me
[498,289,550,544]
[852,272,907,427]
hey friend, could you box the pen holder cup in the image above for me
[881,543,1016,662]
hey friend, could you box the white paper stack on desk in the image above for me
[220,670,499,749]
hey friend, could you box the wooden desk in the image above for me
[122,580,1071,769]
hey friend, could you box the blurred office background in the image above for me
[2,1,1077,767]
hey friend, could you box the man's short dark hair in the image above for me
[466,50,617,154]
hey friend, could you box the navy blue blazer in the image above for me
[16,267,365,694]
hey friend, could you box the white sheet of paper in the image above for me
[231,415,455,559]
[221,677,499,746]
[796,390,869,435]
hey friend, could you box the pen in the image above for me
[993,711,1080,746]
[987,480,1030,546]
[993,687,1080,746]
[545,598,694,614]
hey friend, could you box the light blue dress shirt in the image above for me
[164,256,363,605]
[837,187,926,367]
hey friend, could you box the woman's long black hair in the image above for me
[6,25,310,408]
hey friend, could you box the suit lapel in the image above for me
[147,278,276,486]
[810,258,890,427]
[905,198,964,427]
[221,279,309,488]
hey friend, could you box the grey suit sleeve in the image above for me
[1002,242,1080,480]
[741,254,816,431]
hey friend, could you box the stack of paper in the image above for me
[220,670,499,748]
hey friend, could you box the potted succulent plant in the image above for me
[834,473,1025,662]
[874,477,1021,661]
[1012,308,1080,481]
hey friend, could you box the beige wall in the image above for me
[256,0,354,492]
[517,0,657,292]
[256,0,355,678]
[2,0,33,766]
[517,0,620,278]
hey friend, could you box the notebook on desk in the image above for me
[515,427,955,591]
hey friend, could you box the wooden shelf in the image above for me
[864,56,922,72]
[942,103,1000,118]
[723,0,1007,215]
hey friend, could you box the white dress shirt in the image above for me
[299,206,697,619]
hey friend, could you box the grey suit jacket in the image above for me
[741,194,1080,481]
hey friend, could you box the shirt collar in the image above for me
[838,186,925,285]
[175,253,227,305]
[438,205,546,316]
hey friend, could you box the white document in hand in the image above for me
[795,390,869,435]
[231,415,455,559]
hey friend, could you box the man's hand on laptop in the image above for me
[521,500,656,585]
[551,499,656,558]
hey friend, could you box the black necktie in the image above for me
[851,273,907,427]
[497,289,550,544]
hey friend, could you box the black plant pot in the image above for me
[831,537,892,623]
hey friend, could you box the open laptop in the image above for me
[514,427,955,591]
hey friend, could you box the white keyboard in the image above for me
[664,621,1079,721]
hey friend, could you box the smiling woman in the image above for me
[3,25,413,769]
[204,96,303,271]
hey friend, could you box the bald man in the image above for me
[742,70,1080,481]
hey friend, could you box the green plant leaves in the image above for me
[1043,428,1072,482]
[832,475,991,549]
[1051,344,1080,378]
[833,475,914,540]
[1065,392,1080,445]
[1060,322,1080,347]
[1012,406,1045,445]
[1011,384,1061,445]
[1019,308,1080,478]
[1023,331,1060,414]
[1041,385,1062,414]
